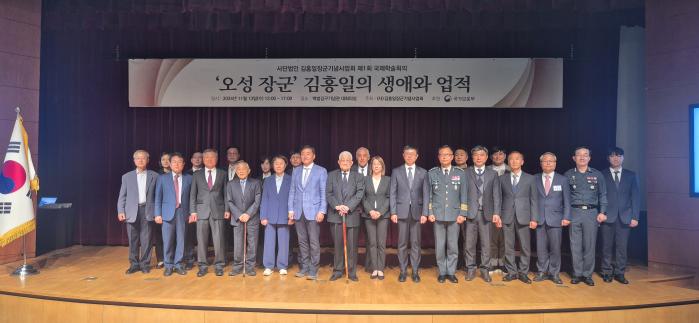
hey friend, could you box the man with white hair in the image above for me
[326,151,366,281]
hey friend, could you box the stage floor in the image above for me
[1,246,699,322]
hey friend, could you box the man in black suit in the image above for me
[600,147,640,284]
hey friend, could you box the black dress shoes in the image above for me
[571,276,582,284]
[518,274,532,284]
[197,267,207,277]
[163,268,173,276]
[466,269,476,281]
[185,263,194,271]
[447,275,458,283]
[412,272,421,283]
[551,274,563,285]
[215,268,224,276]
[602,274,613,283]
[534,272,548,282]
[141,266,151,274]
[614,275,629,284]
[349,275,359,282]
[480,269,492,283]
[502,274,517,282]
[329,272,343,281]
[583,276,595,286]
[438,275,446,283]
[175,267,187,275]
[398,272,407,282]
[125,266,140,275]
[229,271,241,276]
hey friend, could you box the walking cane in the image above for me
[342,213,349,283]
[242,221,247,277]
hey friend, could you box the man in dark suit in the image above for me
[496,151,538,284]
[154,152,192,276]
[185,152,203,175]
[464,145,502,282]
[189,148,230,277]
[183,151,202,270]
[226,161,262,276]
[117,150,158,274]
[327,151,366,281]
[600,147,640,284]
[534,152,571,285]
[350,147,371,272]
[390,145,430,283]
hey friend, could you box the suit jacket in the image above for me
[288,164,328,220]
[389,165,430,220]
[189,168,229,220]
[260,174,291,224]
[603,168,640,224]
[226,177,262,226]
[117,169,158,223]
[466,167,502,221]
[362,175,390,219]
[326,169,365,227]
[535,172,571,227]
[499,171,539,225]
[155,172,192,221]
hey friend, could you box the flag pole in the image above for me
[11,107,39,276]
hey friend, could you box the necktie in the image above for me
[174,174,180,208]
[544,175,551,195]
[512,174,519,193]
[302,167,310,187]
[342,172,348,183]
[207,170,213,190]
[614,171,620,187]
[408,167,414,189]
[476,169,484,208]
[444,168,448,176]
[240,180,246,194]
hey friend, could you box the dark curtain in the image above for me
[39,0,643,247]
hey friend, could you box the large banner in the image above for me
[129,58,562,108]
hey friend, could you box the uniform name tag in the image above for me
[553,185,562,191]
[451,176,460,181]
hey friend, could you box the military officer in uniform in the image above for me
[427,145,469,283]
[564,147,608,286]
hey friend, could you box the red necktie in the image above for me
[207,170,213,190]
[174,174,180,208]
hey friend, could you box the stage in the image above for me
[0,246,697,323]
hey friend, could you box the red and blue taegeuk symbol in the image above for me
[0,160,26,194]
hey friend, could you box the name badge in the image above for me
[553,185,562,191]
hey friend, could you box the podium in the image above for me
[36,203,73,256]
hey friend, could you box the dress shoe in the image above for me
[197,268,207,277]
[614,275,629,284]
[141,266,151,274]
[534,272,548,282]
[263,268,273,276]
[602,274,613,283]
[246,270,257,276]
[412,273,421,283]
[571,276,581,284]
[518,274,532,284]
[551,274,563,285]
[480,269,492,283]
[378,273,385,280]
[125,266,140,275]
[349,275,358,282]
[175,267,187,275]
[184,263,194,271]
[229,271,241,276]
[583,276,595,286]
[398,272,407,282]
[502,274,517,282]
[329,272,343,281]
[215,268,224,276]
[447,275,458,283]
[163,268,173,276]
[438,275,446,283]
[370,272,378,279]
[466,269,476,281]
[156,261,165,269]
[295,271,306,278]
[306,274,317,280]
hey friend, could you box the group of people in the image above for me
[117,144,639,286]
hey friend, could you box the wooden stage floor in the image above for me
[1,246,698,323]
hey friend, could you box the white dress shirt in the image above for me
[136,169,147,204]
[357,165,368,177]
[205,167,217,187]
[542,172,555,188]
[172,172,182,204]
[275,174,284,193]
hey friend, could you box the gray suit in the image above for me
[326,169,365,276]
[600,168,640,276]
[535,172,571,277]
[226,177,262,273]
[427,167,469,276]
[390,165,430,274]
[362,175,390,272]
[117,169,158,269]
[499,171,539,275]
[464,167,502,271]
[189,168,229,269]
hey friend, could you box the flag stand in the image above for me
[11,234,39,276]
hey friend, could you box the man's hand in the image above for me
[370,210,381,220]
[562,219,570,226]
[391,214,398,224]
[492,214,502,228]
[117,213,126,222]
[316,212,325,223]
[154,216,163,224]
[630,219,639,228]
[428,215,436,222]
[456,215,466,224]
[224,211,231,220]
[288,211,294,220]
[529,221,538,229]
[189,213,198,223]
[239,213,250,223]
[261,219,268,226]
[596,213,607,223]
[420,215,427,224]
[288,218,295,225]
